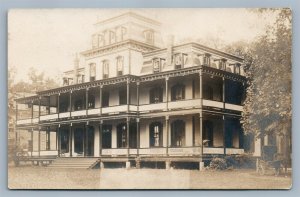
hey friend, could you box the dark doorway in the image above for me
[86,126,94,156]
[171,120,185,147]
[74,128,84,155]
[60,128,69,154]
[149,122,163,147]
[102,125,112,148]
[203,120,214,147]
[117,123,127,148]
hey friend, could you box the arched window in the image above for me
[171,120,185,147]
[149,87,163,103]
[171,84,185,101]
[149,122,163,147]
[116,56,124,76]
[117,123,127,148]
[103,60,109,79]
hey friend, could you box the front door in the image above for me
[86,126,94,156]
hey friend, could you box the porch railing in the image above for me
[168,99,201,110]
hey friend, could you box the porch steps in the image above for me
[47,157,100,169]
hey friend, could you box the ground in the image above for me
[8,166,292,190]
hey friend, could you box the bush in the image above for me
[234,154,255,168]
[209,157,227,170]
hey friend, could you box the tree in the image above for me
[241,9,292,165]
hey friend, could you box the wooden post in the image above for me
[99,85,103,115]
[223,77,226,109]
[127,117,130,156]
[165,77,169,110]
[46,126,50,151]
[58,124,61,157]
[69,124,72,157]
[69,91,72,117]
[199,69,203,157]
[136,118,140,155]
[166,115,169,155]
[31,128,33,157]
[127,79,130,113]
[57,93,60,119]
[99,120,103,157]
[38,97,41,122]
[223,115,226,155]
[38,126,41,157]
[86,88,89,116]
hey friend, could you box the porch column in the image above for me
[38,126,41,157]
[165,77,169,110]
[165,115,169,155]
[99,120,103,156]
[31,100,34,122]
[86,88,89,115]
[69,124,73,157]
[127,79,130,113]
[199,68,204,156]
[48,96,51,115]
[38,97,41,122]
[223,115,226,155]
[69,91,72,116]
[127,117,130,156]
[136,118,140,155]
[31,128,33,157]
[222,77,226,108]
[83,124,86,156]
[57,93,60,119]
[46,126,50,151]
[99,85,103,115]
[58,125,61,156]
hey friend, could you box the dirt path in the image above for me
[8,166,292,189]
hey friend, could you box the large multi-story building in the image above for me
[14,12,259,170]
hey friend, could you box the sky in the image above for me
[8,8,277,83]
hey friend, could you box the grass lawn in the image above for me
[8,166,292,190]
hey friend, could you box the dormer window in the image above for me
[89,63,96,82]
[116,56,124,76]
[109,30,116,44]
[152,58,161,73]
[203,54,211,66]
[103,60,109,79]
[235,63,241,74]
[217,59,227,70]
[174,53,183,69]
[144,30,154,44]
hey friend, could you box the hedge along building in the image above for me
[15,12,258,170]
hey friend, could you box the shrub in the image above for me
[234,154,255,168]
[209,157,227,170]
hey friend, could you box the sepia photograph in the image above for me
[7,8,292,189]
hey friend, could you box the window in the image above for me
[203,120,213,147]
[103,60,109,79]
[119,88,127,105]
[88,95,95,109]
[74,99,84,111]
[149,122,163,147]
[174,53,182,69]
[203,54,211,66]
[89,63,96,82]
[153,58,161,73]
[116,56,124,76]
[144,30,154,44]
[219,59,227,70]
[171,84,185,101]
[102,91,109,107]
[102,125,112,148]
[150,87,163,103]
[117,123,127,148]
[235,63,241,74]
[63,78,68,86]
[92,34,98,49]
[171,120,185,147]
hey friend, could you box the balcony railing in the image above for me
[71,110,86,117]
[102,105,128,114]
[168,99,201,109]
[139,102,166,112]
[59,112,70,118]
[88,108,100,115]
[16,118,32,125]
[40,114,58,121]
[203,147,224,154]
[203,99,223,108]
[225,103,243,111]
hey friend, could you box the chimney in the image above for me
[166,35,174,66]
[73,53,79,84]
